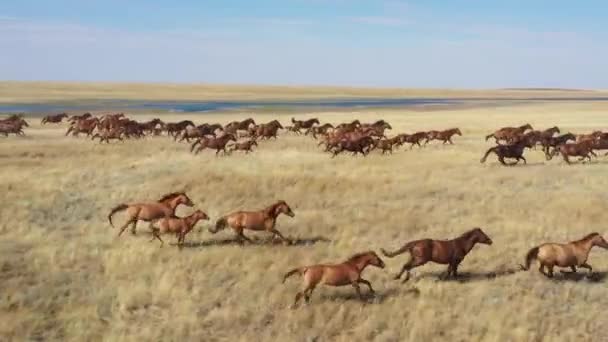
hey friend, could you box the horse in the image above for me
[541,133,576,158]
[399,132,430,149]
[229,139,258,154]
[540,126,560,139]
[68,113,92,123]
[165,120,195,137]
[335,120,361,133]
[485,123,533,144]
[66,117,99,137]
[210,200,295,244]
[548,141,596,164]
[381,228,492,282]
[0,118,29,136]
[193,134,236,156]
[373,136,401,154]
[138,118,164,135]
[283,251,385,308]
[331,136,374,157]
[425,128,462,145]
[225,118,256,134]
[480,139,534,166]
[41,113,68,124]
[91,128,125,143]
[576,131,603,143]
[255,120,283,140]
[108,192,194,236]
[291,118,320,134]
[149,210,209,247]
[520,232,608,278]
[307,123,334,138]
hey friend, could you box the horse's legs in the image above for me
[546,266,554,278]
[130,220,138,235]
[236,229,253,244]
[358,278,375,294]
[118,219,135,237]
[270,228,291,245]
[520,156,527,164]
[580,263,593,276]
[149,228,164,247]
[563,154,571,164]
[395,258,425,282]
[561,266,577,274]
[498,156,507,165]
[351,281,364,300]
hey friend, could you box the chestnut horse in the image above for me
[520,232,608,278]
[193,134,237,156]
[399,132,428,149]
[210,200,295,244]
[381,228,492,282]
[425,128,462,145]
[480,139,533,166]
[548,141,596,164]
[149,210,209,247]
[485,123,533,144]
[255,120,283,140]
[229,139,258,154]
[108,192,194,236]
[291,118,320,134]
[283,251,385,307]
[41,113,68,124]
[225,118,256,133]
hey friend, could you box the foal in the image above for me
[283,251,385,308]
[149,210,209,247]
[210,200,295,244]
[381,228,493,282]
[520,232,608,277]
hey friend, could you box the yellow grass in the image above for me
[2,101,608,341]
[2,81,608,103]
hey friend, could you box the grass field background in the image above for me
[1,99,608,341]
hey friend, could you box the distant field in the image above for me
[2,81,608,103]
[1,100,608,341]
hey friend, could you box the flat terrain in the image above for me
[1,101,608,341]
[2,81,608,103]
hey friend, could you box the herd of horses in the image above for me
[481,123,608,165]
[106,191,608,307]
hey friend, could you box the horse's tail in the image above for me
[209,216,227,234]
[519,246,539,271]
[485,133,495,141]
[381,242,415,258]
[480,147,496,163]
[108,203,129,227]
[283,267,307,283]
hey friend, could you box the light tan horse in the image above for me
[283,251,385,308]
[210,200,295,244]
[108,192,194,236]
[149,210,209,247]
[520,232,608,278]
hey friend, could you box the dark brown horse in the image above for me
[165,120,195,137]
[193,134,237,156]
[210,200,295,244]
[283,251,385,308]
[335,120,361,132]
[399,132,428,149]
[108,192,194,236]
[0,118,29,136]
[66,117,99,137]
[520,232,608,278]
[332,136,375,157]
[480,139,534,165]
[225,118,256,134]
[541,133,576,158]
[291,118,319,134]
[91,128,125,143]
[381,228,492,282]
[41,113,68,124]
[229,139,258,154]
[255,120,283,140]
[425,128,462,145]
[307,123,334,138]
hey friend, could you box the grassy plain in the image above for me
[1,99,608,341]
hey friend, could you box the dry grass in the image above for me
[2,81,608,103]
[1,101,608,341]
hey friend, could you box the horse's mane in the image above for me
[346,251,373,262]
[578,232,600,242]
[457,228,480,240]
[266,200,287,215]
[158,192,186,202]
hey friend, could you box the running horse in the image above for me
[520,232,608,278]
[282,251,385,308]
[108,192,194,236]
[480,138,534,166]
[547,140,597,164]
[193,133,237,156]
[485,123,533,144]
[210,200,295,244]
[425,128,462,145]
[381,228,493,282]
[291,118,320,134]
[225,118,256,135]
[149,210,209,247]
[41,113,68,124]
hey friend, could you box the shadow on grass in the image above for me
[317,287,412,304]
[552,270,607,283]
[414,267,521,283]
[178,236,331,248]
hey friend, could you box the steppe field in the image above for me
[1,85,608,342]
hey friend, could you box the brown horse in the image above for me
[307,123,334,138]
[485,123,533,144]
[373,136,402,154]
[149,210,209,247]
[41,113,68,124]
[229,139,258,154]
[425,128,462,145]
[291,118,320,134]
[548,141,596,164]
[165,120,195,137]
[66,117,99,137]
[576,131,603,143]
[541,132,576,158]
[91,128,125,143]
[399,132,428,149]
[225,118,256,134]
[381,228,492,282]
[332,136,375,157]
[210,200,295,244]
[480,139,533,166]
[108,192,194,236]
[520,232,608,278]
[255,120,283,139]
[193,134,237,156]
[0,118,29,136]
[283,251,385,307]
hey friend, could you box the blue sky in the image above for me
[1,1,607,88]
